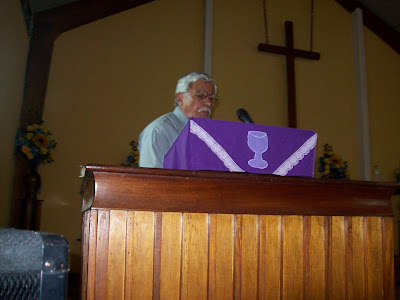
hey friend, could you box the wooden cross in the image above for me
[259,21,320,128]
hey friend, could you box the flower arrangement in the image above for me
[318,144,350,179]
[122,140,139,167]
[15,121,56,167]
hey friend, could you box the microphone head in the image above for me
[236,108,254,123]
[236,108,247,118]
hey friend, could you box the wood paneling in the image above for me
[181,213,208,299]
[283,216,304,299]
[82,211,395,299]
[237,215,258,299]
[81,166,398,299]
[309,216,326,300]
[107,210,126,300]
[330,216,346,299]
[125,211,154,299]
[260,215,281,299]
[94,210,109,300]
[209,214,234,300]
[160,212,182,300]
[351,216,367,299]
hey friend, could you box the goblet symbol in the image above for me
[247,131,268,169]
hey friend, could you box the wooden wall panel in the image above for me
[350,216,367,299]
[160,212,182,300]
[81,210,97,300]
[283,216,304,299]
[80,167,396,300]
[94,210,110,300]
[330,216,347,299]
[107,210,127,300]
[383,217,395,299]
[259,215,282,299]
[125,211,154,299]
[309,216,326,300]
[82,210,394,300]
[181,213,209,299]
[367,217,384,300]
[237,215,259,299]
[208,214,234,300]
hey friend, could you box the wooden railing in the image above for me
[81,165,399,299]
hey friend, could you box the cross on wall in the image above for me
[259,21,320,128]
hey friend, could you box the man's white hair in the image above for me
[174,72,217,106]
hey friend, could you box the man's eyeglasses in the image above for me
[186,90,218,103]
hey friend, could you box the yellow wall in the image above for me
[0,0,29,227]
[39,0,400,270]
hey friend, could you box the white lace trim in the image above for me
[189,120,244,172]
[273,133,317,176]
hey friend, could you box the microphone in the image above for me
[236,108,254,124]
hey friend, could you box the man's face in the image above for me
[176,79,216,119]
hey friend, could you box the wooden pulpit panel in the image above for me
[260,215,282,299]
[81,165,398,300]
[283,216,304,299]
[160,212,182,299]
[181,213,209,299]
[209,214,234,300]
[82,210,394,300]
[107,210,126,300]
[351,216,367,299]
[331,216,346,300]
[309,216,326,299]
[236,214,259,299]
[94,210,109,300]
[125,211,154,299]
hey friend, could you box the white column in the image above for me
[352,8,371,180]
[203,0,213,75]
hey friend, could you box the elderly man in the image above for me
[138,72,218,168]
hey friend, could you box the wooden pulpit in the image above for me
[80,165,398,299]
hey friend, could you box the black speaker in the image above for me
[0,228,69,300]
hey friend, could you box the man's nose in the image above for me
[203,96,212,106]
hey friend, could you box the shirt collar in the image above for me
[173,106,188,126]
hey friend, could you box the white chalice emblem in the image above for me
[247,131,268,169]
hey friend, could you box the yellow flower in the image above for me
[40,148,48,155]
[33,134,49,148]
[39,125,47,131]
[324,169,330,175]
[324,158,330,163]
[21,145,33,159]
[27,125,34,131]
[324,164,330,170]
[32,124,40,129]
[26,133,34,139]
[21,145,31,154]
[49,149,55,160]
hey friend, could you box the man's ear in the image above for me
[176,93,183,106]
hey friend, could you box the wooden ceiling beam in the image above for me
[12,0,154,228]
[335,0,400,55]
[21,0,154,125]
